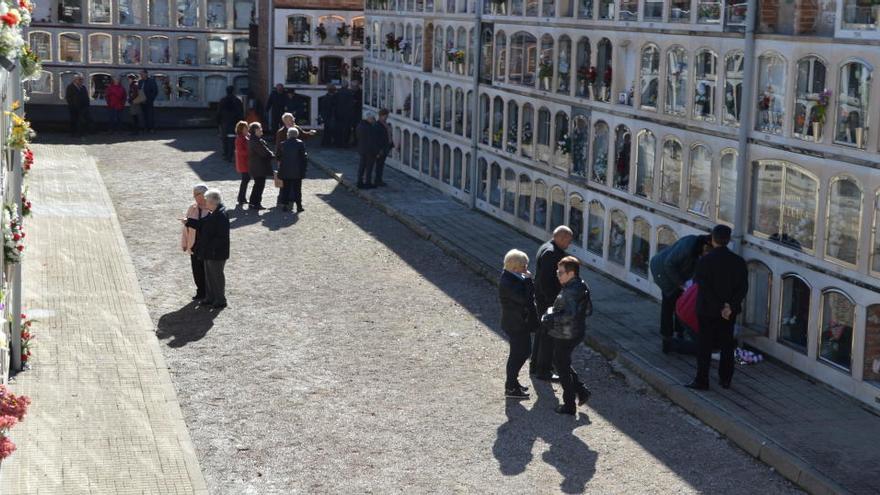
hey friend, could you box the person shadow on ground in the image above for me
[156,301,222,347]
[492,380,597,494]
[261,205,300,231]
[227,205,263,230]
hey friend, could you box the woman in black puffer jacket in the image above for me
[542,256,593,415]
[498,249,539,400]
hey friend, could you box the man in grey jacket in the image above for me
[649,233,711,353]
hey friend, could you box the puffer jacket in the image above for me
[542,277,592,341]
[498,270,539,335]
[649,234,707,296]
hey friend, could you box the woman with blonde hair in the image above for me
[498,249,539,399]
[234,120,250,205]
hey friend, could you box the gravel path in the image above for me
[76,130,799,494]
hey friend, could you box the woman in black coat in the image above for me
[499,249,539,399]
[246,122,275,210]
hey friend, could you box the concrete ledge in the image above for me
[309,154,851,495]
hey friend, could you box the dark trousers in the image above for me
[69,107,89,136]
[661,288,683,338]
[695,315,736,386]
[553,338,583,407]
[221,134,234,159]
[203,259,226,305]
[505,331,532,389]
[339,125,352,147]
[530,304,555,374]
[142,102,155,130]
[130,113,140,133]
[321,123,335,146]
[190,254,206,298]
[278,178,303,207]
[357,154,375,185]
[237,172,251,203]
[374,152,387,183]
[249,177,266,207]
[108,108,123,132]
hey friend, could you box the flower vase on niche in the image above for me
[813,122,821,143]
[856,127,864,148]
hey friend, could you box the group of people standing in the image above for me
[650,224,749,390]
[181,185,230,309]
[233,113,310,213]
[499,226,593,415]
[499,223,749,416]
[317,81,363,148]
[355,109,393,189]
[65,70,159,137]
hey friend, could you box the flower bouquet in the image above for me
[3,204,24,264]
[6,110,34,150]
[0,384,31,460]
[447,49,465,64]
[20,190,30,217]
[385,33,402,52]
[0,0,32,66]
[19,313,34,365]
[558,133,571,155]
[19,45,39,80]
[21,147,33,175]
[314,23,327,42]
[336,23,350,41]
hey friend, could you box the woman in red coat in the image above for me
[234,121,251,205]
[105,76,127,134]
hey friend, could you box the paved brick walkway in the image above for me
[2,145,207,494]
[310,145,880,495]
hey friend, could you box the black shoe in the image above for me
[212,302,227,309]
[237,199,247,205]
[685,380,710,391]
[296,205,304,212]
[555,404,576,415]
[249,204,265,210]
[516,383,529,392]
[719,379,731,389]
[576,386,591,406]
[192,294,205,301]
[505,386,529,400]
[534,372,553,382]
[198,299,213,306]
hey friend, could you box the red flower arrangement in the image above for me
[0,385,31,461]
[21,192,31,217]
[0,9,21,27]
[22,148,33,175]
[0,386,30,422]
[19,313,34,364]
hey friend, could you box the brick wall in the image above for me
[759,0,779,32]
[795,0,819,35]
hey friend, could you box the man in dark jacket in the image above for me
[334,82,356,146]
[318,85,338,146]
[266,84,294,135]
[686,225,748,391]
[185,189,230,309]
[217,86,244,161]
[649,233,711,353]
[373,108,393,187]
[355,111,381,189]
[542,256,592,415]
[275,127,308,212]
[532,225,573,380]
[138,70,159,132]
[64,74,90,137]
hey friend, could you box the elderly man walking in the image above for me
[185,189,230,309]
[355,111,381,189]
[532,225,573,380]
[64,74,90,137]
[276,127,308,212]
